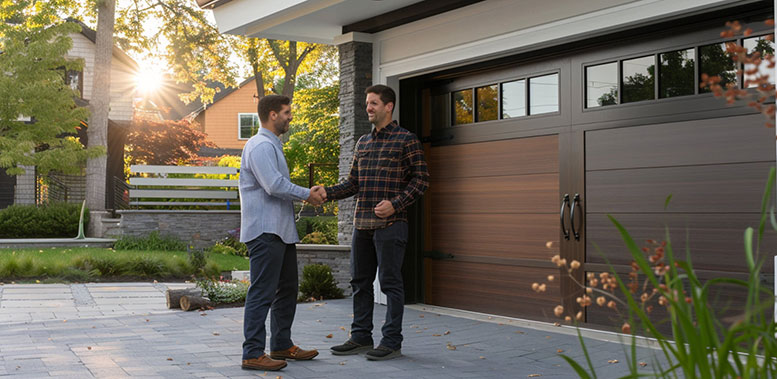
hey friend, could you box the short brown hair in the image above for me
[257,94,291,123]
[365,84,396,113]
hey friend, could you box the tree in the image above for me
[85,0,115,234]
[125,118,213,165]
[0,1,101,176]
[284,85,340,188]
[104,0,335,106]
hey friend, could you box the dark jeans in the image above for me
[349,221,408,350]
[242,233,298,360]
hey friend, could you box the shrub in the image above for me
[114,231,187,251]
[296,216,338,245]
[0,203,88,238]
[188,249,208,275]
[211,233,247,256]
[196,278,249,304]
[209,244,238,256]
[298,264,344,301]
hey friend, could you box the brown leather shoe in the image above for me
[241,354,287,371]
[270,345,319,360]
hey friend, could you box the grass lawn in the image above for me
[0,247,249,283]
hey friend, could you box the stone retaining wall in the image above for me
[116,210,241,250]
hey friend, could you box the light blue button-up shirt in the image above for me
[239,128,309,244]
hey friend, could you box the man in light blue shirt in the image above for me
[239,95,325,371]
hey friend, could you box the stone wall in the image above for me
[336,41,373,246]
[297,244,351,295]
[116,210,241,250]
[13,165,36,205]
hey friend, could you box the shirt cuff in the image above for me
[293,185,310,201]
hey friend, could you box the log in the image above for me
[180,294,211,311]
[166,288,201,309]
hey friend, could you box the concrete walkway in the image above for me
[0,283,666,378]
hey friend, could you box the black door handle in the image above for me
[570,193,581,241]
[560,194,570,240]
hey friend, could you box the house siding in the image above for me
[67,33,136,122]
[202,82,258,149]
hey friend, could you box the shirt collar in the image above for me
[372,120,398,137]
[258,127,282,146]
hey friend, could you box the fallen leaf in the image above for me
[325,334,333,338]
[515,331,525,334]
[339,326,346,331]
[479,356,485,360]
[200,312,207,316]
[87,346,92,350]
[316,319,321,323]
[187,362,191,365]
[528,375,542,377]
[432,334,442,337]
[553,322,561,327]
[608,359,619,364]
[167,358,173,361]
[446,343,456,350]
[444,330,450,335]
[556,349,564,353]
[213,332,220,336]
[145,319,149,322]
[153,280,158,283]
[488,316,493,320]
[419,314,425,318]
[545,336,551,339]
[62,320,67,323]
[92,326,96,329]
[339,361,346,365]
[639,362,647,367]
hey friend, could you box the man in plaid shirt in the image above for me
[326,84,429,361]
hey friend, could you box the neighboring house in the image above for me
[0,19,138,211]
[203,0,776,327]
[186,77,261,157]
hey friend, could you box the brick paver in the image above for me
[0,283,667,378]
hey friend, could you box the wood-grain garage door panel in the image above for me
[431,174,558,214]
[431,213,558,260]
[586,213,776,273]
[431,260,561,320]
[586,162,772,213]
[586,115,774,171]
[430,135,558,180]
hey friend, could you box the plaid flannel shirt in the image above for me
[325,121,429,230]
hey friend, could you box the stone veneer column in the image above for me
[336,39,372,246]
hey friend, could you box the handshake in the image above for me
[306,185,327,206]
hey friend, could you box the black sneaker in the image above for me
[365,345,402,361]
[330,340,373,356]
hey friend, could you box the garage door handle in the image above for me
[560,194,570,240]
[570,194,581,241]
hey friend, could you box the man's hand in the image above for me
[307,185,327,205]
[374,200,395,218]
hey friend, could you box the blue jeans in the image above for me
[349,221,408,350]
[242,233,298,360]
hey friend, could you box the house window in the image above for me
[622,55,655,103]
[586,62,618,108]
[659,48,695,98]
[238,113,259,139]
[699,42,737,93]
[529,73,559,115]
[743,35,775,88]
[452,89,474,125]
[65,70,83,98]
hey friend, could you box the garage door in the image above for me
[427,134,563,319]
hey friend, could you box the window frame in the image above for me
[238,112,260,140]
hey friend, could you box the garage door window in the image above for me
[476,85,499,122]
[529,73,559,115]
[743,35,775,88]
[586,62,618,108]
[659,48,695,98]
[622,55,655,103]
[699,42,737,93]
[502,79,526,118]
[452,89,474,125]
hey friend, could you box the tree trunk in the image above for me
[86,0,115,236]
[180,294,211,311]
[166,288,202,309]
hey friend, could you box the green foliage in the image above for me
[210,234,248,257]
[301,231,335,245]
[187,248,207,275]
[0,2,103,176]
[298,264,344,301]
[113,231,187,251]
[296,216,338,244]
[196,278,250,304]
[0,203,89,238]
[284,85,340,189]
[558,167,777,378]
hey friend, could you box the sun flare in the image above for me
[135,65,164,94]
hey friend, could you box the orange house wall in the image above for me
[202,83,258,149]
